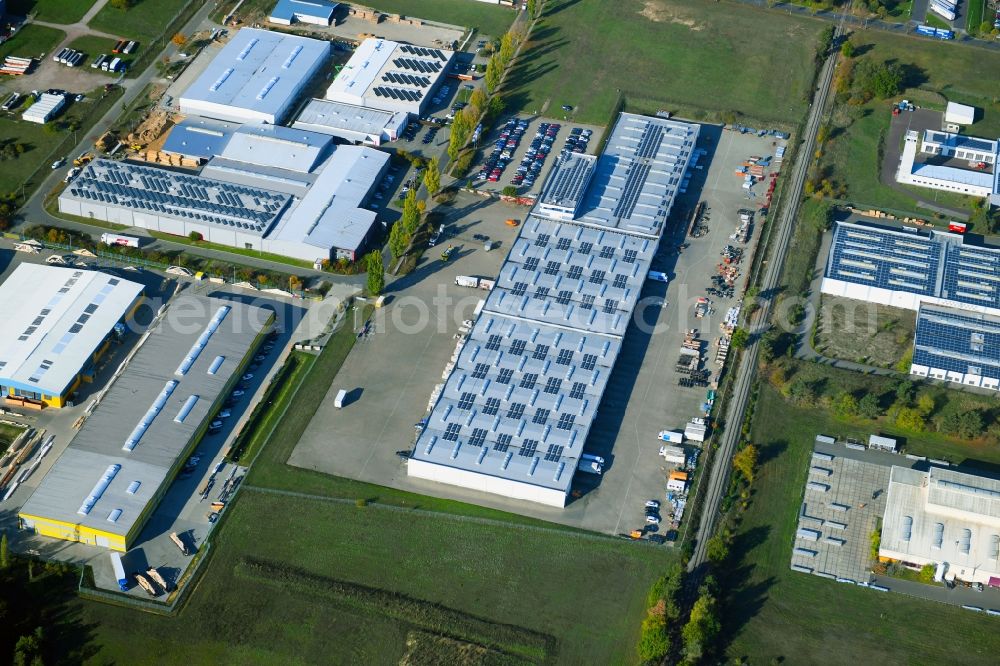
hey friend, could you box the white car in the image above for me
[645,500,660,510]
[462,319,474,328]
[217,409,232,419]
[51,158,66,169]
[645,514,661,525]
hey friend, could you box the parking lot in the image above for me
[471,116,604,195]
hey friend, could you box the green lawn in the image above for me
[821,29,1000,215]
[724,385,1000,664]
[504,0,823,125]
[88,0,192,42]
[0,87,115,196]
[8,0,96,24]
[0,23,65,60]
[0,422,25,452]
[66,35,135,75]
[146,231,315,270]
[966,0,987,34]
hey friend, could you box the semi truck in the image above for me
[454,275,495,290]
[577,453,605,474]
[100,232,140,248]
[109,552,128,592]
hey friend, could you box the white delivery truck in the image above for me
[110,552,128,591]
[454,275,479,288]
[100,232,140,248]
[658,430,684,444]
[334,389,347,409]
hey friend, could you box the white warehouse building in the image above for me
[896,129,1000,203]
[324,38,454,116]
[179,28,330,125]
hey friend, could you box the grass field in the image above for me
[504,0,823,125]
[0,422,25,451]
[821,29,1000,214]
[0,23,65,60]
[79,489,670,664]
[724,385,1000,663]
[8,0,95,24]
[88,0,192,42]
[814,296,915,370]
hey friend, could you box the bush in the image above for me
[188,230,203,242]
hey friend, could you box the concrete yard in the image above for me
[288,125,786,534]
[791,439,893,583]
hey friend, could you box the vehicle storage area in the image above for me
[288,121,786,535]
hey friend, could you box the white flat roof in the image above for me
[945,101,976,125]
[293,98,407,137]
[0,265,143,397]
[268,145,388,252]
[180,28,329,122]
[881,465,1000,579]
[219,123,333,173]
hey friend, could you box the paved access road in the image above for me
[687,21,847,572]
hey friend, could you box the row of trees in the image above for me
[447,26,524,162]
[388,188,425,262]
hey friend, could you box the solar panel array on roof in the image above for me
[912,304,1000,383]
[576,113,698,236]
[411,113,700,504]
[825,220,1000,313]
[65,159,289,234]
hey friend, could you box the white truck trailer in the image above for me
[110,552,128,591]
[100,232,140,248]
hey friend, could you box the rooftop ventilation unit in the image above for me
[210,67,235,92]
[175,306,231,376]
[123,380,178,451]
[77,464,121,515]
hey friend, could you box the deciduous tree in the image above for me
[732,444,758,483]
[365,251,384,296]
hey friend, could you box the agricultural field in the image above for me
[723,385,1000,664]
[7,0,96,24]
[88,0,191,42]
[78,490,669,664]
[505,0,824,125]
[820,29,1000,214]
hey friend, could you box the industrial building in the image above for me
[22,93,65,124]
[896,129,1000,203]
[409,113,699,506]
[160,117,238,161]
[292,98,407,146]
[880,465,1000,586]
[268,0,339,26]
[0,265,143,409]
[179,28,329,124]
[822,220,1000,316]
[59,124,388,263]
[18,295,272,551]
[910,304,1000,390]
[324,38,454,116]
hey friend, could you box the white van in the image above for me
[107,57,122,72]
[334,389,347,409]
